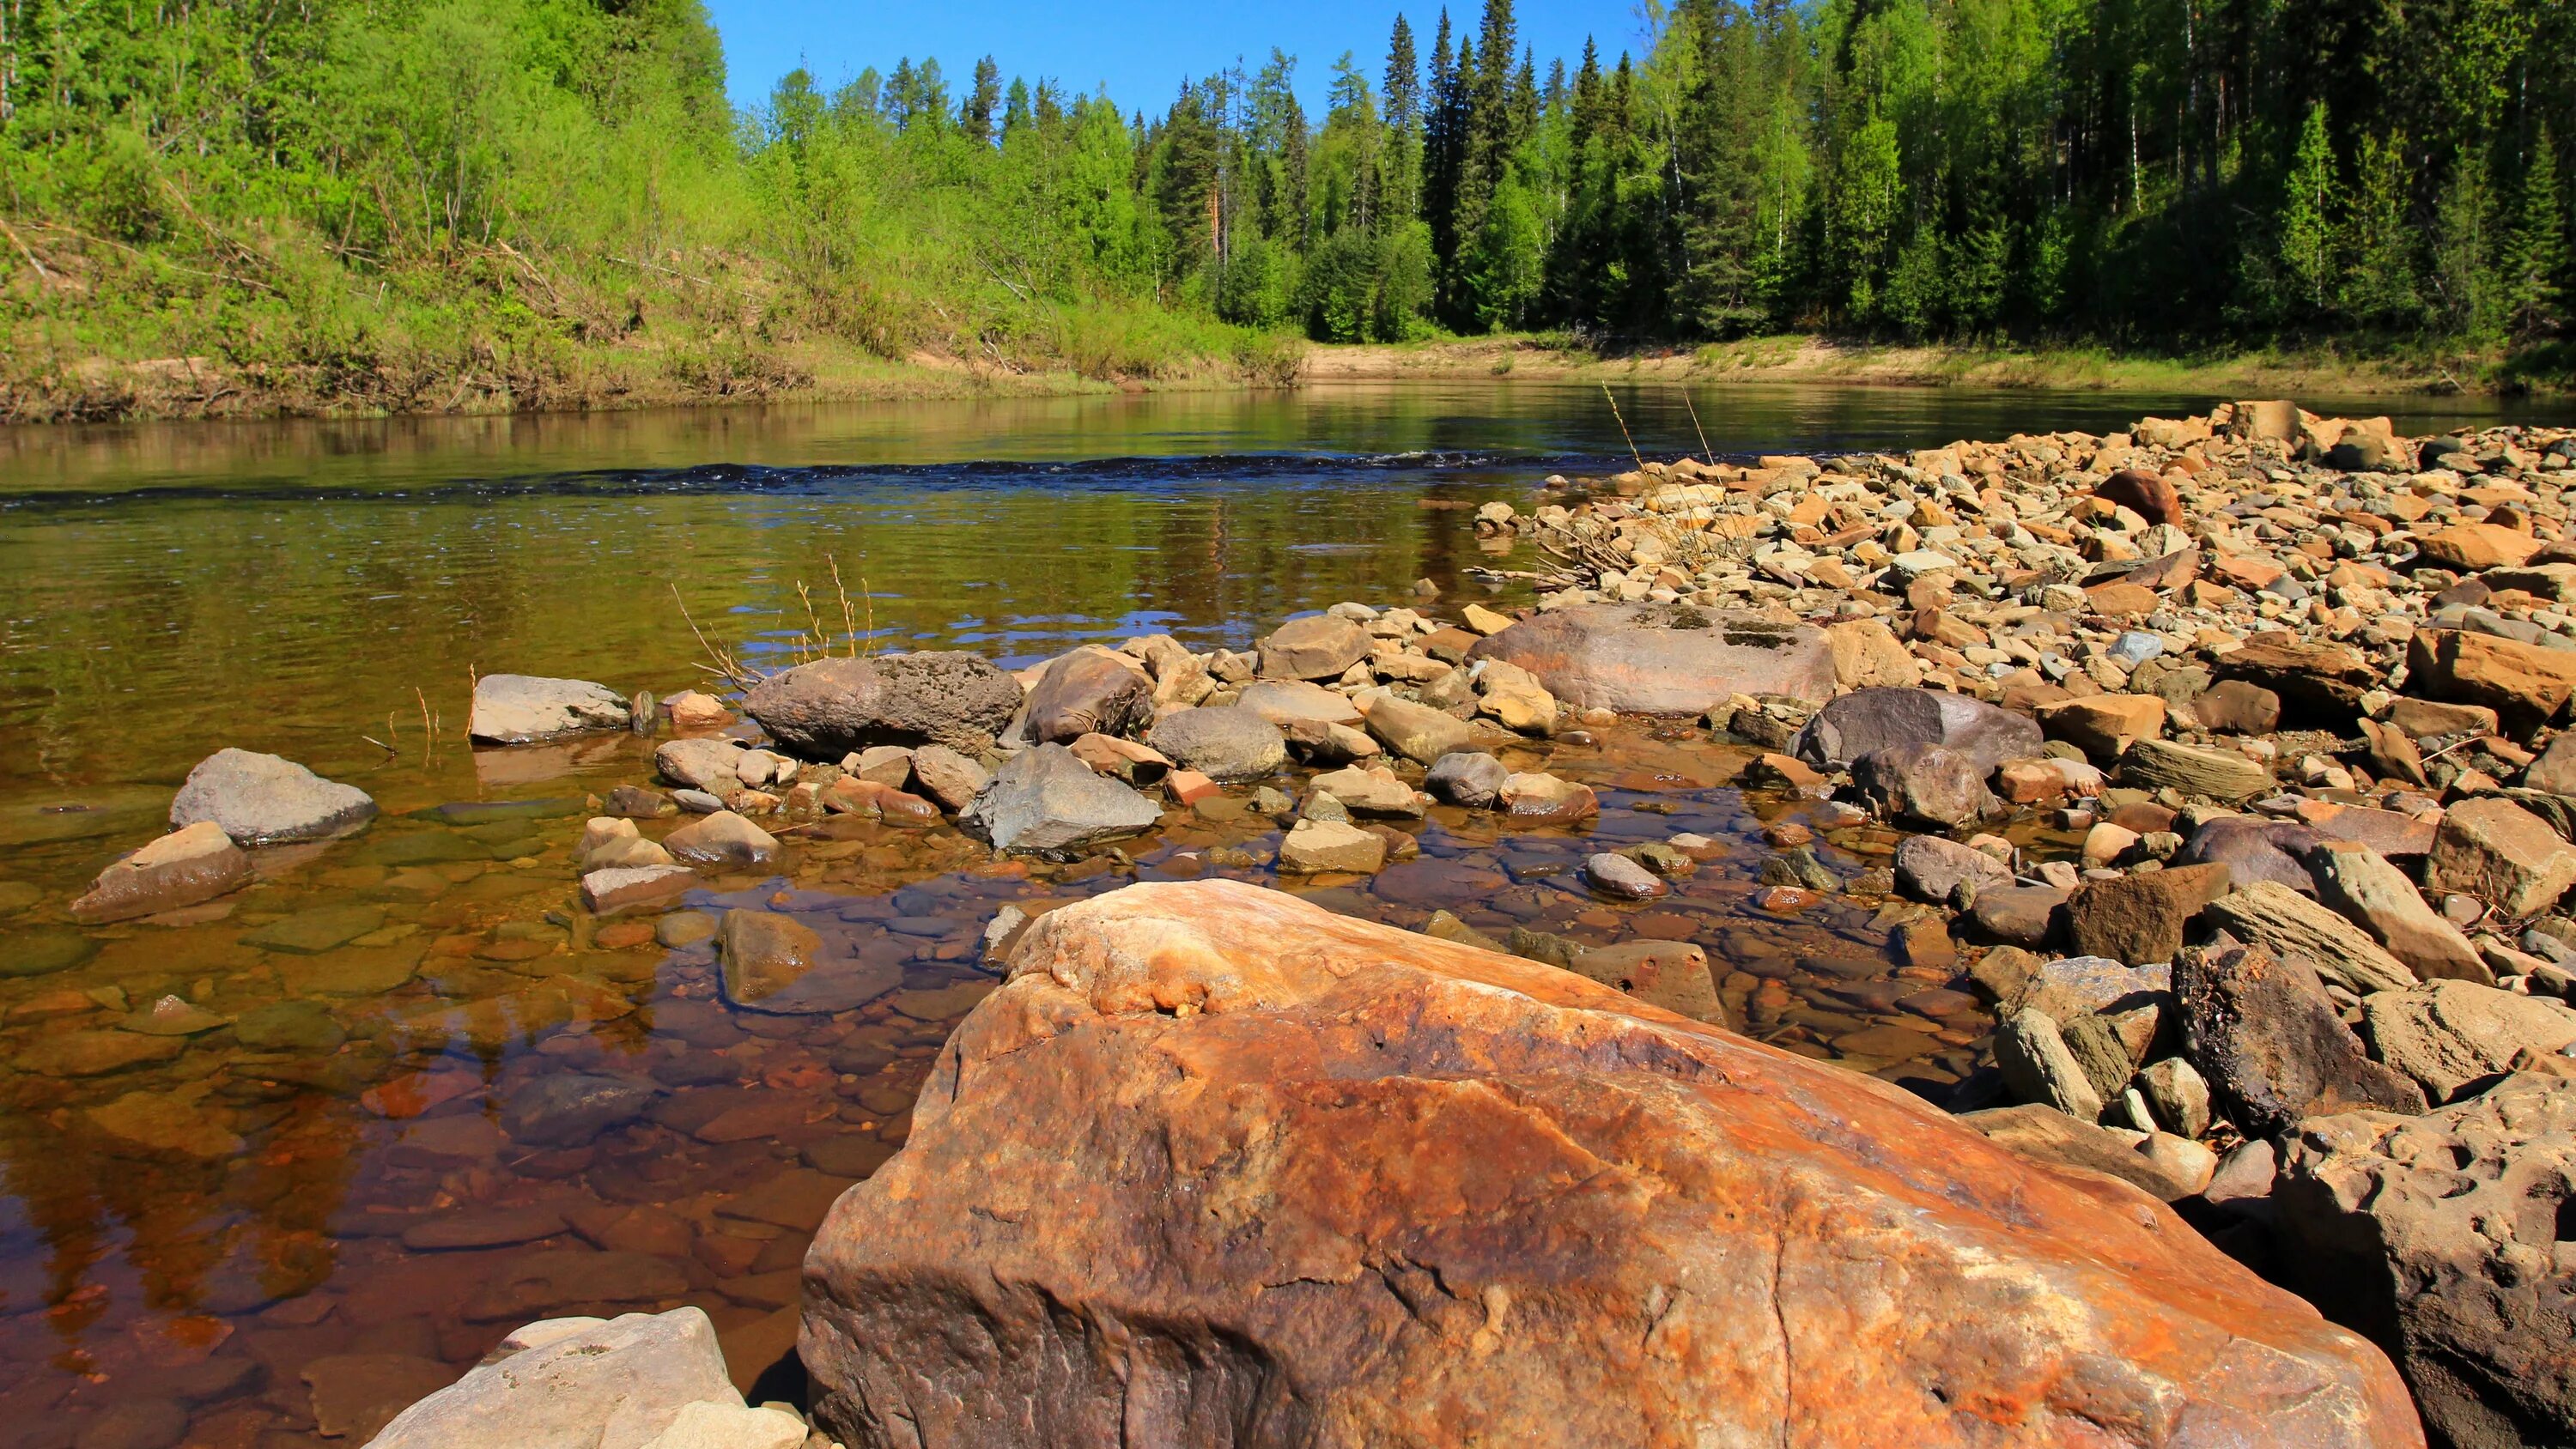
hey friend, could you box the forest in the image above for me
[0,0,2569,418]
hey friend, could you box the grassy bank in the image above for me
[1303,334,2574,397]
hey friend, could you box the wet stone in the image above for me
[240,904,386,955]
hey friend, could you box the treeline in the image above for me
[0,0,2569,420]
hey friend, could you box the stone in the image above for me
[2096,469,2182,526]
[304,1355,459,1442]
[15,1029,184,1077]
[744,652,1024,757]
[1496,772,1599,825]
[502,1072,658,1147]
[1308,766,1423,817]
[662,810,781,870]
[1891,834,2011,904]
[582,864,696,915]
[2203,881,2418,996]
[1996,1009,2106,1120]
[2406,627,2576,733]
[86,1089,244,1158]
[2306,839,2490,982]
[1024,646,1154,743]
[1971,885,2068,948]
[1461,602,1515,635]
[2173,943,2427,1138]
[2361,979,2576,1100]
[2274,1075,2576,1449]
[368,1308,743,1449]
[1821,618,1921,689]
[716,907,880,1015]
[469,674,632,743]
[2416,522,2543,570]
[1257,614,1374,680]
[2214,634,2380,719]
[2425,796,2576,919]
[1850,743,1999,828]
[2526,732,2576,797]
[2136,1057,2213,1138]
[1790,687,2043,773]
[2175,815,2327,893]
[2037,694,2165,761]
[2016,955,2172,1023]
[69,821,251,923]
[1583,852,1667,900]
[905,743,991,812]
[1425,751,1509,809]
[168,748,376,845]
[2389,697,2500,739]
[1233,680,1364,728]
[654,737,746,791]
[802,879,2415,1449]
[1473,658,1559,734]
[1956,1104,2208,1201]
[1146,707,1289,781]
[2116,739,2275,803]
[2196,680,2282,735]
[2061,864,2231,966]
[1356,694,1473,765]
[1278,819,1386,874]
[1467,603,1836,714]
[1566,940,1723,1024]
[963,743,1161,854]
[638,1401,808,1449]
[241,903,384,954]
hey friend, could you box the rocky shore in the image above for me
[51,401,2576,1446]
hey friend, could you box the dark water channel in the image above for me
[1,380,2568,1448]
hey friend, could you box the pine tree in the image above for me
[2278,101,2337,321]
[963,57,1001,144]
[2500,129,2568,335]
[1382,15,1423,229]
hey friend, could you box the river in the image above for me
[0,379,2565,1446]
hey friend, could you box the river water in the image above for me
[0,380,2566,1447]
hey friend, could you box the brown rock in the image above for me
[68,821,251,924]
[744,652,1024,757]
[1467,603,1837,714]
[2387,697,2499,739]
[802,880,2419,1449]
[2116,738,2275,803]
[2424,796,2576,918]
[1958,1104,2207,1202]
[2216,633,2379,719]
[2415,523,2543,571]
[2174,942,2427,1137]
[2405,627,2576,734]
[2082,582,2160,618]
[1024,647,1154,743]
[2038,694,2166,761]
[2062,864,2231,966]
[1568,940,1723,1024]
[1821,618,1921,690]
[2195,680,2282,735]
[1258,615,1373,681]
[2096,469,2182,526]
[2306,840,2490,983]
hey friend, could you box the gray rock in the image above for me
[2136,1057,2213,1138]
[2361,979,2576,1100]
[2306,839,2491,983]
[1791,688,2044,773]
[1970,884,2069,948]
[2174,942,2426,1138]
[1851,743,2000,828]
[1146,707,1288,782]
[1892,835,2013,904]
[169,748,377,845]
[1425,751,1510,809]
[1024,647,1155,744]
[654,737,747,791]
[367,1307,742,1449]
[1468,603,1836,714]
[2274,1075,2576,1449]
[962,744,1162,853]
[1583,852,1668,900]
[744,652,1024,757]
[468,674,632,744]
[502,1072,657,1147]
[2202,881,2418,996]
[2016,955,2171,1022]
[2174,815,2327,894]
[1996,1009,2105,1120]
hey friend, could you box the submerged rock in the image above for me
[802,879,2416,1449]
[169,748,377,845]
[468,674,633,744]
[69,821,251,923]
[1467,603,1835,714]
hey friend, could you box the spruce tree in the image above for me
[2500,129,2568,335]
[963,57,1001,144]
[2430,147,2495,338]
[2342,131,2422,330]
[1382,15,1423,229]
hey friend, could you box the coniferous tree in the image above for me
[1382,15,1424,229]
[2278,101,2339,321]
[2342,131,2422,330]
[963,56,1001,144]
[2500,129,2568,334]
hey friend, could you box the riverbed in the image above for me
[2,379,2568,1447]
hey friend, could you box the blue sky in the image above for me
[702,2,1649,118]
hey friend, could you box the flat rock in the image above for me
[744,652,1024,757]
[1892,834,2012,903]
[2275,1075,2576,1449]
[801,880,2415,1448]
[2406,627,2576,732]
[502,1072,658,1147]
[2116,738,2275,803]
[2174,815,2328,893]
[2424,796,2576,919]
[470,674,632,743]
[304,1355,459,1443]
[2174,942,2426,1138]
[169,748,377,845]
[70,821,251,924]
[240,903,384,955]
[1277,819,1386,874]
[720,910,899,1015]
[1235,680,1364,729]
[2202,881,2418,996]
[368,1307,739,1449]
[1958,1103,2208,1201]
[15,1030,185,1077]
[582,864,696,915]
[962,743,1161,853]
[2306,839,2490,982]
[662,810,781,870]
[1257,615,1373,680]
[2360,979,2576,1100]
[2016,955,2171,1022]
[1792,688,2043,773]
[654,737,747,791]
[1565,940,1722,1024]
[1468,603,1836,714]
[1356,694,1473,765]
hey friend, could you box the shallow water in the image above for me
[1,380,2569,1447]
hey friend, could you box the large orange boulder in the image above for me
[800,881,2419,1449]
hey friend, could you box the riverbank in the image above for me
[1309,332,2576,397]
